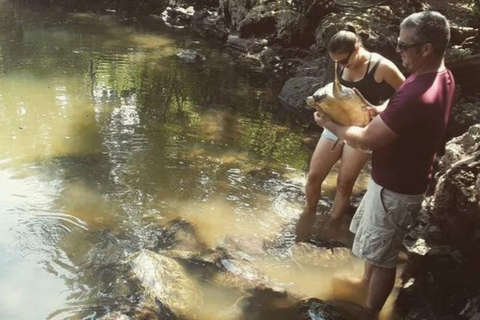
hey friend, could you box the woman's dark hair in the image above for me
[328,27,362,54]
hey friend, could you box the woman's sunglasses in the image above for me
[338,50,354,65]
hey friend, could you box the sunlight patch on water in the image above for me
[0,170,70,320]
[0,248,67,320]
[0,76,102,166]
[199,109,240,143]
[54,180,120,231]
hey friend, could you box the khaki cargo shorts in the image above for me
[349,179,424,268]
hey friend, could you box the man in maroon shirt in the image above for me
[312,11,455,318]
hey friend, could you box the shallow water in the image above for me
[0,4,379,320]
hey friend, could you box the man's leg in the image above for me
[365,263,396,314]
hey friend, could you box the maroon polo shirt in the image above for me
[372,69,455,194]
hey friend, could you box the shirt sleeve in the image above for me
[380,83,419,135]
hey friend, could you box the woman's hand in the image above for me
[313,109,332,128]
[353,88,383,118]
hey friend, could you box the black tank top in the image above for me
[338,55,395,105]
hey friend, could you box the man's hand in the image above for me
[313,109,332,128]
[365,105,383,118]
[353,88,384,119]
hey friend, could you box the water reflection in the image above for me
[0,6,377,320]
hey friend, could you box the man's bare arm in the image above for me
[316,112,399,150]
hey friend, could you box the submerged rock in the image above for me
[176,49,206,63]
[130,249,203,318]
[290,242,353,269]
[296,297,348,320]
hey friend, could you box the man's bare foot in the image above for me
[331,275,368,304]
[358,307,379,320]
[333,275,368,288]
[295,209,316,242]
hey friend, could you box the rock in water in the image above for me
[306,61,370,127]
[291,243,353,268]
[130,249,203,318]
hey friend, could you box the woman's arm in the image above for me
[378,58,405,91]
[364,57,405,117]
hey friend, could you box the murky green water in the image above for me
[0,4,373,320]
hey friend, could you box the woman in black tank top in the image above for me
[296,30,405,242]
[338,55,395,105]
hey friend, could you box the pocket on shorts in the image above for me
[380,189,419,232]
[361,224,395,263]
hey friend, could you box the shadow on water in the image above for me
[0,4,381,320]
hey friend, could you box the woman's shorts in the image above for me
[321,129,338,141]
[349,179,424,268]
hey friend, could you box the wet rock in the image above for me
[445,98,480,141]
[156,218,208,252]
[176,49,207,63]
[272,10,311,48]
[460,293,480,319]
[259,45,314,77]
[446,54,480,96]
[162,6,196,28]
[223,35,267,72]
[213,258,284,292]
[290,242,353,269]
[220,234,267,258]
[292,0,334,29]
[99,311,132,320]
[296,297,348,320]
[168,0,219,10]
[429,125,480,251]
[218,0,250,29]
[191,9,229,41]
[225,35,268,56]
[237,4,277,38]
[450,26,479,47]
[277,76,324,120]
[130,249,204,318]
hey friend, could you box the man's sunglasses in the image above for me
[338,50,354,65]
[397,40,424,52]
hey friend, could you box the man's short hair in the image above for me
[400,11,451,57]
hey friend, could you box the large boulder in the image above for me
[292,0,335,31]
[225,34,268,55]
[272,10,311,47]
[191,9,229,41]
[218,0,251,29]
[430,124,480,250]
[277,76,324,121]
[445,98,480,141]
[238,4,277,38]
[238,4,314,48]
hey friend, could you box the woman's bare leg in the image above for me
[330,144,369,220]
[295,136,342,242]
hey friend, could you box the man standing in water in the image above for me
[312,11,455,318]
